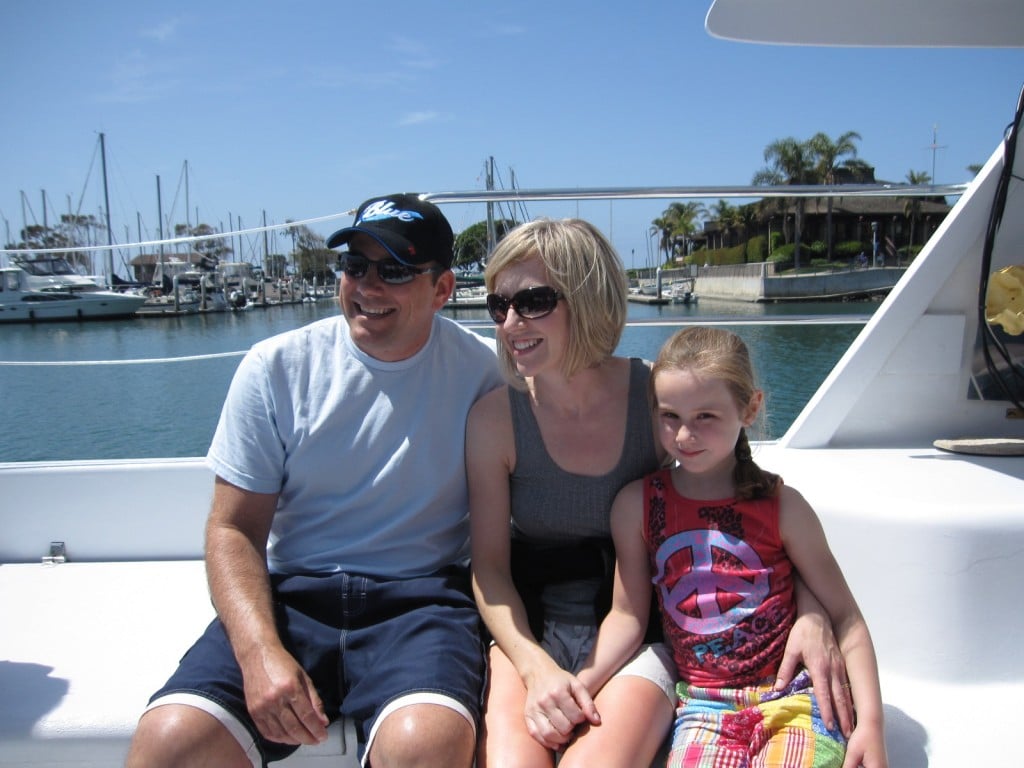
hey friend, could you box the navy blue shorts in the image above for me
[150,565,485,764]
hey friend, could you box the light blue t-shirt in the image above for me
[207,313,502,578]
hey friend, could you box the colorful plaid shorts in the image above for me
[668,669,846,768]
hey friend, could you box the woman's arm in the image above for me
[776,574,855,735]
[780,486,888,768]
[466,391,598,749]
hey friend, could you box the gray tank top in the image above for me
[508,358,660,624]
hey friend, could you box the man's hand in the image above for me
[241,643,329,746]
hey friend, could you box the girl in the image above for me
[591,326,887,768]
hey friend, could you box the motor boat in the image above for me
[0,266,146,323]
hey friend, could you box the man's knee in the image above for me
[370,703,476,768]
[127,704,251,768]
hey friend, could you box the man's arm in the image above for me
[205,476,329,746]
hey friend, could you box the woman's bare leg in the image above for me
[477,646,555,768]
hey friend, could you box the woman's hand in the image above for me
[523,664,601,750]
[777,579,855,736]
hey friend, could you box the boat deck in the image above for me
[1,449,1021,766]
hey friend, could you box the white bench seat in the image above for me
[0,559,355,767]
[2,447,1023,766]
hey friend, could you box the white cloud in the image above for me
[306,65,412,91]
[398,111,452,126]
[100,49,180,104]
[489,23,527,36]
[140,18,182,42]
[390,36,438,70]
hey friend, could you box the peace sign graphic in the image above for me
[653,529,770,635]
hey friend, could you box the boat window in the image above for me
[16,257,78,276]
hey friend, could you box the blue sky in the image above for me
[2,0,1022,270]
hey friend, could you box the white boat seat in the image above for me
[0,459,356,767]
[3,448,1023,767]
[0,560,355,767]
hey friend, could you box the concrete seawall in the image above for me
[654,263,906,302]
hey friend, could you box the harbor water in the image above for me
[0,297,874,463]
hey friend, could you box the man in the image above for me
[126,194,504,768]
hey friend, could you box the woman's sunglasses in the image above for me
[485,286,564,324]
[337,252,441,285]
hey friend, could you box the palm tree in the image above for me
[903,169,931,254]
[651,201,705,264]
[710,199,736,249]
[808,131,862,261]
[650,216,674,265]
[737,204,760,259]
[753,137,816,270]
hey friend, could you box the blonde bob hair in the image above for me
[484,218,628,387]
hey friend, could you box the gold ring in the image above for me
[841,682,851,689]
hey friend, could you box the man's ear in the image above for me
[433,269,456,308]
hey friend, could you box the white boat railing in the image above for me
[0,183,966,259]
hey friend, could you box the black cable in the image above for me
[977,83,1024,411]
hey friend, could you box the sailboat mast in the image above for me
[184,160,190,232]
[99,133,114,287]
[486,156,496,254]
[156,175,165,265]
[263,210,270,273]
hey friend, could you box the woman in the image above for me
[467,218,851,768]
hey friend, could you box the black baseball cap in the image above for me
[326,193,454,270]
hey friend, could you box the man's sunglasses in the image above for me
[485,286,564,324]
[337,252,442,285]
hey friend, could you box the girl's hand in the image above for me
[841,721,889,768]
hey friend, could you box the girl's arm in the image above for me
[466,390,598,749]
[576,479,652,695]
[779,486,889,768]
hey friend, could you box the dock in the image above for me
[627,294,669,305]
